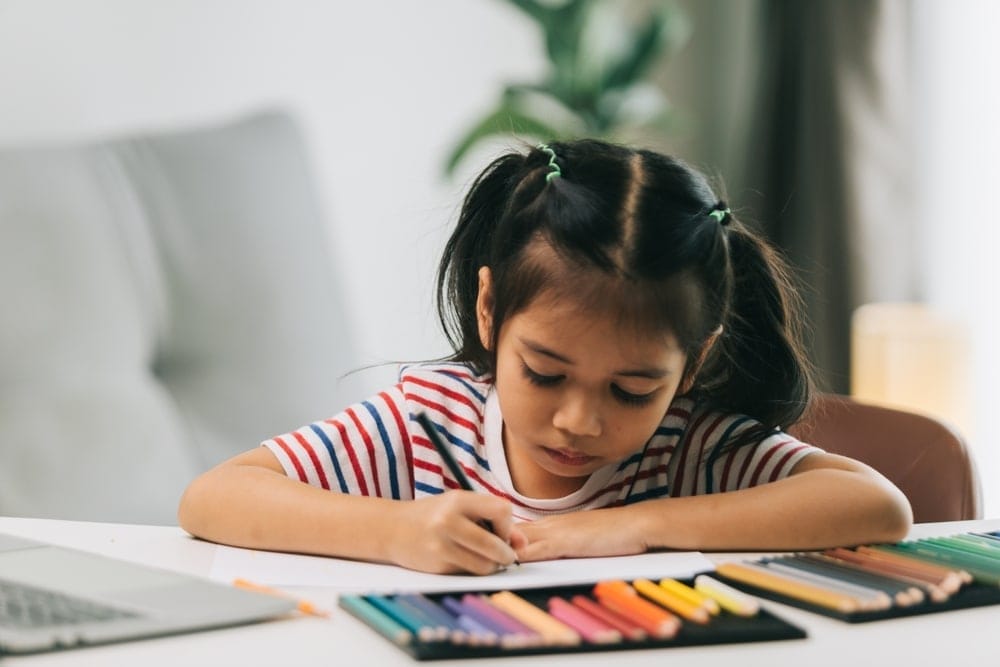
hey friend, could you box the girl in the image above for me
[178,140,912,575]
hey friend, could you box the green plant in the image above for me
[445,0,689,176]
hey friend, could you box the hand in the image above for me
[514,508,647,562]
[388,491,527,575]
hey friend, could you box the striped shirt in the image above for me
[263,362,821,522]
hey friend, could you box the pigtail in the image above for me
[436,153,525,371]
[699,220,816,432]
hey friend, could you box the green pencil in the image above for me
[340,595,414,645]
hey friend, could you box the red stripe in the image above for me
[410,435,531,509]
[409,394,483,444]
[346,407,382,497]
[406,375,483,419]
[671,410,712,497]
[273,437,308,483]
[380,390,414,497]
[767,443,809,482]
[327,417,369,496]
[747,441,790,487]
[292,431,330,490]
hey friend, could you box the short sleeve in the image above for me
[262,384,415,500]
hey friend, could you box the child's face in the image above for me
[478,270,689,499]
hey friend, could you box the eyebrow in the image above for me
[519,337,672,379]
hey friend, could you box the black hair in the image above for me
[435,139,815,437]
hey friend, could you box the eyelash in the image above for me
[520,363,656,407]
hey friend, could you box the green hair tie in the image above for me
[708,207,731,224]
[538,144,562,182]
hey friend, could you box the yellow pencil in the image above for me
[487,591,581,646]
[715,562,861,614]
[233,578,329,618]
[632,578,710,624]
[693,574,760,617]
[657,577,720,615]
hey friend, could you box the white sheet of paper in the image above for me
[209,545,715,593]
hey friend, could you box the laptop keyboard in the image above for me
[0,578,139,628]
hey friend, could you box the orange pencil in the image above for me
[715,562,861,614]
[232,578,329,617]
[592,581,681,638]
[633,579,710,624]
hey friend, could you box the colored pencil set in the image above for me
[716,530,1000,621]
[339,576,803,659]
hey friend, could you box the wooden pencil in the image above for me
[715,562,861,614]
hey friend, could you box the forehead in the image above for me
[506,289,685,361]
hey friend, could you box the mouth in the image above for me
[542,447,598,467]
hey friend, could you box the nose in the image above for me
[551,389,602,438]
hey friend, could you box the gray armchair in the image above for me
[0,111,356,524]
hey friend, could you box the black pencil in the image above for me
[414,411,517,565]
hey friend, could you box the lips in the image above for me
[543,447,597,467]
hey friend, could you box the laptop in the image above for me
[0,531,296,654]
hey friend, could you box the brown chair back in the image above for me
[789,394,982,522]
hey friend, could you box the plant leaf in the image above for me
[443,104,567,175]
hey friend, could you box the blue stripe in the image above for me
[414,415,491,472]
[309,424,349,493]
[363,400,401,500]
[704,416,754,493]
[654,426,684,437]
[437,370,487,403]
[415,481,444,495]
[625,484,670,504]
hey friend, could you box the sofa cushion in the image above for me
[0,111,356,524]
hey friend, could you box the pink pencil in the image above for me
[547,596,622,644]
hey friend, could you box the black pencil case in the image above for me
[340,576,805,661]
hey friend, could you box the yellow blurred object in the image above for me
[850,303,973,439]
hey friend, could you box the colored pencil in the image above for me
[547,597,622,644]
[692,575,760,617]
[889,542,1000,585]
[364,594,441,642]
[592,580,681,638]
[392,595,455,642]
[633,578,710,624]
[442,596,522,647]
[715,562,861,614]
[797,553,923,605]
[824,548,951,601]
[569,595,648,641]
[857,545,968,589]
[396,593,467,643]
[340,595,412,645]
[461,594,543,646]
[760,561,891,611]
[232,578,329,617]
[656,577,721,615]
[488,591,581,646]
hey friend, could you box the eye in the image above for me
[611,384,657,407]
[521,362,563,387]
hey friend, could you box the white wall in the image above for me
[914,0,1000,517]
[0,0,541,397]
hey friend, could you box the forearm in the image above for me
[178,463,402,563]
[631,467,913,552]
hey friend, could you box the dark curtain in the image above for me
[739,0,918,393]
[662,0,918,394]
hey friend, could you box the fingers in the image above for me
[420,492,519,574]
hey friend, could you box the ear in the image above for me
[678,326,723,394]
[476,266,495,351]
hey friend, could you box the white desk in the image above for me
[1,516,997,666]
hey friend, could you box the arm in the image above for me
[177,447,522,574]
[515,452,913,561]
